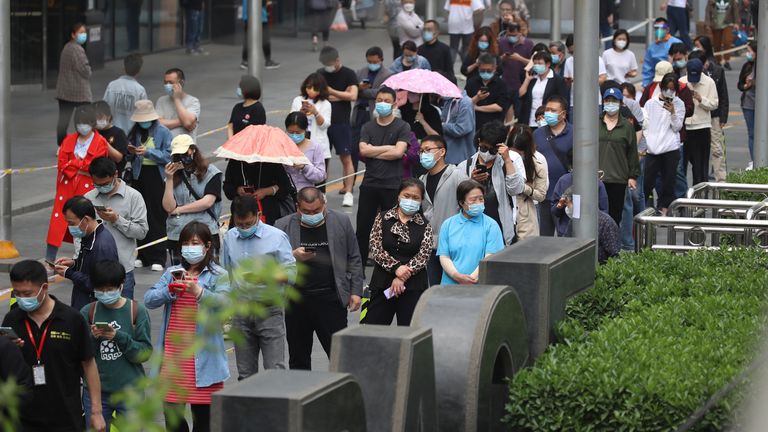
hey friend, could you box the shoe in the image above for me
[312,35,319,52]
[723,62,732,71]
[343,192,354,207]
[239,61,248,70]
[265,59,281,70]
[134,259,144,268]
[747,161,754,171]
[195,48,209,56]
[151,264,164,272]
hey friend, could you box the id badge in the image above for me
[32,364,46,386]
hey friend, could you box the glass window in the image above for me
[153,0,183,50]
[114,0,150,57]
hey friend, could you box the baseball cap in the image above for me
[602,87,623,102]
[171,134,195,155]
[653,61,673,82]
[686,58,703,83]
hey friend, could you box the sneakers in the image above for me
[747,161,754,171]
[265,59,281,70]
[195,48,209,56]
[151,264,164,272]
[239,61,248,70]
[134,259,144,268]
[343,192,354,207]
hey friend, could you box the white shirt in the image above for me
[534,150,549,196]
[156,94,201,139]
[643,96,685,155]
[679,74,719,130]
[564,56,606,107]
[444,0,484,35]
[291,96,333,159]
[529,69,553,126]
[667,0,687,7]
[396,10,425,46]
[602,49,638,83]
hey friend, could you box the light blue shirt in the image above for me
[74,132,95,159]
[436,211,504,284]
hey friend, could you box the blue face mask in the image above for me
[532,64,547,75]
[236,87,243,98]
[368,62,381,72]
[375,102,393,117]
[76,32,87,45]
[466,203,485,217]
[508,35,519,44]
[544,111,560,126]
[237,224,258,239]
[95,287,122,305]
[181,245,206,264]
[138,121,153,129]
[603,102,621,114]
[747,52,755,62]
[550,54,561,65]
[288,132,305,144]
[399,198,421,215]
[478,41,490,50]
[673,59,687,69]
[654,28,666,40]
[479,71,494,81]
[420,152,437,170]
[423,31,434,43]
[301,212,325,226]
[17,285,45,312]
[164,83,174,96]
[407,55,418,63]
[68,218,86,239]
[76,123,92,136]
[95,179,114,195]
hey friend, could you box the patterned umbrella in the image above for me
[382,69,462,98]
[213,124,310,166]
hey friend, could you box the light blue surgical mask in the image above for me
[139,121,153,129]
[407,55,418,63]
[181,245,206,264]
[673,59,687,69]
[375,102,393,117]
[16,285,45,312]
[479,71,494,81]
[95,179,115,195]
[420,152,437,170]
[76,32,87,45]
[68,218,87,239]
[508,35,519,44]
[163,83,174,96]
[301,212,325,226]
[544,111,560,126]
[532,64,547,75]
[368,62,381,72]
[95,287,122,305]
[423,31,434,43]
[603,102,620,114]
[478,41,490,50]
[551,54,561,65]
[236,87,243,98]
[399,198,421,215]
[76,123,92,136]
[288,132,305,144]
[237,225,258,239]
[747,52,755,62]
[466,203,485,217]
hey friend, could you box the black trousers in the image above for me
[427,250,443,286]
[285,290,347,370]
[356,186,398,262]
[603,182,627,226]
[362,287,424,326]
[449,33,473,64]
[644,150,681,209]
[135,166,168,266]
[164,402,210,432]
[241,22,272,62]
[539,199,557,237]
[56,100,89,146]
[683,128,711,186]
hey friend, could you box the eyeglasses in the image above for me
[418,147,442,154]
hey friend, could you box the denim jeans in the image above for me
[123,270,136,300]
[83,389,126,431]
[744,108,755,161]
[620,158,646,250]
[233,308,286,380]
[600,23,614,50]
[185,9,203,50]
[666,5,692,49]
[675,147,688,199]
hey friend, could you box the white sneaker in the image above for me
[747,161,754,171]
[342,192,354,207]
[151,264,164,272]
[134,259,144,268]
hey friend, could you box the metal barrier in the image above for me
[686,182,768,200]
[665,198,768,246]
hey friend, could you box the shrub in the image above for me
[723,168,768,201]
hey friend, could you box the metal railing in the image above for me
[686,182,768,200]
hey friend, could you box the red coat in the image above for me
[46,131,109,247]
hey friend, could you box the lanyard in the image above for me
[24,319,52,365]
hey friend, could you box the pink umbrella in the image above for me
[382,69,462,99]
[213,125,310,166]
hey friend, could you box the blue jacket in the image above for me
[242,0,269,23]
[127,123,172,180]
[144,263,231,387]
[642,36,682,86]
[388,55,432,73]
[550,172,609,237]
[441,92,476,165]
[65,224,119,311]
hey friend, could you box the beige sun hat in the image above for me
[653,61,674,83]
[171,134,195,155]
[130,99,160,122]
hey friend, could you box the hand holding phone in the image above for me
[171,269,186,281]
[94,322,111,330]
[0,327,19,339]
[94,205,107,212]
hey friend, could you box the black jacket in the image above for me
[418,40,457,84]
[223,160,294,225]
[66,224,119,311]
[703,57,729,122]
[519,72,569,127]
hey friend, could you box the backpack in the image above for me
[88,300,138,331]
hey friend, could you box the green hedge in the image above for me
[505,249,768,431]
[723,168,768,201]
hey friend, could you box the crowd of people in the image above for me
[1,0,760,430]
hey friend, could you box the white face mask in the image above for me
[615,39,627,50]
[403,3,415,12]
[96,119,108,130]
[662,89,676,99]
[324,65,336,73]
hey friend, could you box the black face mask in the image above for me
[173,154,195,166]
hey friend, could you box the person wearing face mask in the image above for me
[357,87,412,263]
[499,22,533,118]
[53,196,119,311]
[292,73,333,164]
[364,178,433,325]
[418,20,456,83]
[156,68,200,139]
[228,75,267,138]
[598,88,641,226]
[461,27,500,82]
[389,40,432,73]
[353,47,393,171]
[519,51,569,130]
[275,187,363,368]
[283,112,327,191]
[163,135,222,265]
[602,30,639,83]
[437,180,504,285]
[668,42,689,77]
[396,0,424,47]
[46,105,110,264]
[79,260,152,432]
[440,91,477,165]
[55,22,92,148]
[548,41,567,77]
[2,260,107,432]
[221,197,295,377]
[551,154,610,237]
[679,58,718,186]
[400,91,443,141]
[641,18,682,87]
[144,222,231,432]
[738,40,757,166]
[85,157,148,300]
[466,54,510,131]
[126,99,172,272]
[103,53,147,134]
[508,125,547,239]
[92,101,130,176]
[457,121,525,245]
[554,188,620,262]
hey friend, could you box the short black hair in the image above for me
[456,180,485,205]
[297,187,325,204]
[401,40,418,53]
[240,75,262,100]
[478,53,496,66]
[687,49,705,62]
[124,53,143,76]
[92,100,112,119]
[422,134,446,149]
[90,260,126,289]
[88,157,118,178]
[71,22,86,34]
[10,260,47,286]
[231,195,260,218]
[532,50,551,64]
[668,42,688,56]
[661,73,679,91]
[399,177,425,201]
[74,104,97,126]
[619,82,636,98]
[532,43,549,55]
[377,86,397,100]
[545,95,569,112]
[285,111,309,130]
[63,195,96,219]
[654,17,668,25]
[365,46,384,59]
[165,67,185,82]
[477,121,507,146]
[565,34,574,48]
[319,46,339,64]
[425,19,440,30]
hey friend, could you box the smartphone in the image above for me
[94,322,111,330]
[171,269,185,281]
[94,205,107,212]
[303,246,317,253]
[0,327,19,339]
[474,163,489,174]
[44,259,56,268]
[528,69,536,76]
[362,78,370,84]
[243,186,255,194]
[479,86,490,93]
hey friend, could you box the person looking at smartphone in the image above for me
[457,121,525,245]
[3,260,107,432]
[79,260,152,431]
[466,53,510,132]
[519,50,568,129]
[291,73,333,165]
[126,99,172,272]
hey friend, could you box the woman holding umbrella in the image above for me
[399,92,443,141]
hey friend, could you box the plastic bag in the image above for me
[330,8,348,32]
